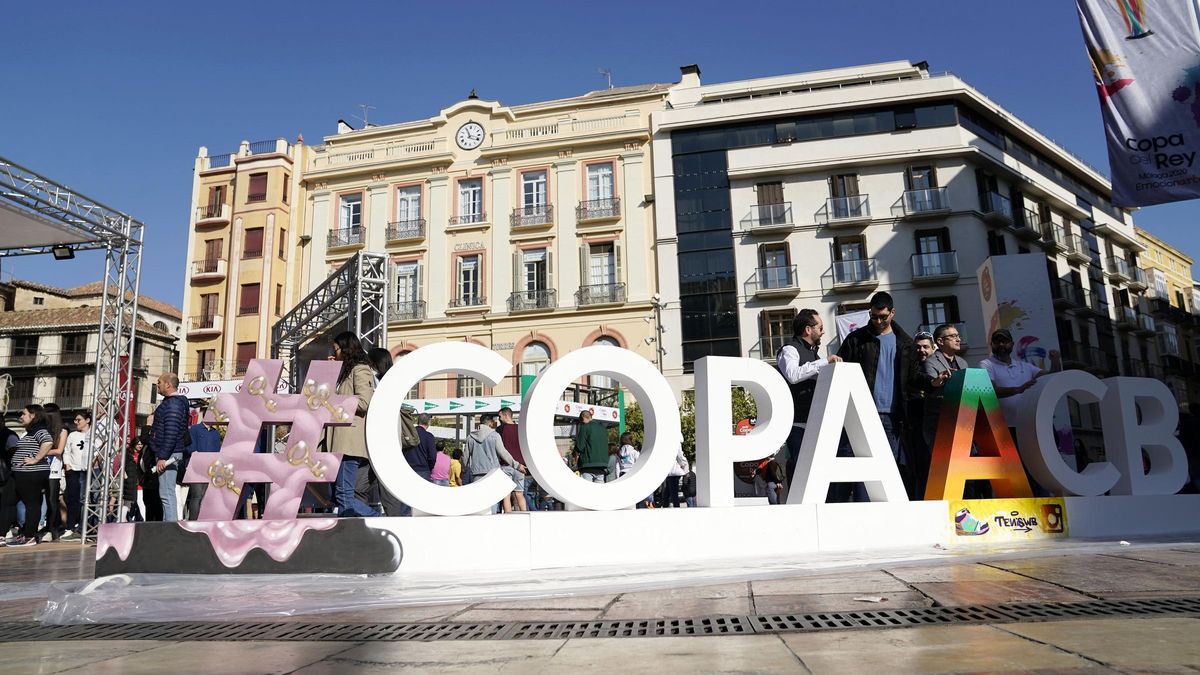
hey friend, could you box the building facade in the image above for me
[1135,227,1199,411]
[181,86,671,397]
[0,279,181,425]
[651,62,1150,408]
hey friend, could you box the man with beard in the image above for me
[777,309,841,485]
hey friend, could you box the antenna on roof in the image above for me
[598,68,613,90]
[352,104,377,127]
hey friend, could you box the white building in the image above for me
[651,62,1148,396]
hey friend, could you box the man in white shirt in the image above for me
[777,309,841,484]
[978,329,1062,438]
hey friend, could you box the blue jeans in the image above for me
[159,453,182,522]
[66,470,86,531]
[335,457,380,517]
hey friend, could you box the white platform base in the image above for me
[1065,495,1200,539]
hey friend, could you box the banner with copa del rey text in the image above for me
[1077,0,1200,206]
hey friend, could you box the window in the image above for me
[832,235,869,283]
[586,242,618,285]
[235,342,256,375]
[208,185,225,208]
[394,262,420,303]
[275,284,283,316]
[197,349,215,378]
[921,296,961,330]
[32,297,44,306]
[243,228,263,258]
[457,178,483,222]
[759,309,796,360]
[239,283,260,315]
[395,185,422,223]
[62,333,88,364]
[55,375,85,407]
[282,174,289,204]
[247,173,267,202]
[755,181,788,225]
[589,337,620,390]
[339,193,363,230]
[914,229,952,277]
[200,293,219,320]
[586,163,615,201]
[278,228,287,259]
[521,248,549,291]
[456,375,483,398]
[456,254,481,305]
[829,173,864,219]
[521,170,548,210]
[10,377,33,405]
[905,166,938,191]
[520,342,551,378]
[204,239,222,265]
[11,335,38,365]
[987,230,1007,256]
[758,243,792,289]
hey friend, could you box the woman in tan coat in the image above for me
[329,331,380,517]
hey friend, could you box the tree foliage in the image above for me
[622,387,758,464]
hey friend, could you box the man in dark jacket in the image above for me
[150,372,190,522]
[404,414,438,481]
[836,292,921,500]
[574,410,609,482]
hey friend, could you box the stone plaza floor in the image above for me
[2,541,1200,673]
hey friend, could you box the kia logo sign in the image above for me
[203,384,221,394]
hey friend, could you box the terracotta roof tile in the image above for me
[0,307,174,339]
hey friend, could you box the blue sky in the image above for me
[2,1,1197,308]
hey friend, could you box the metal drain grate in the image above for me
[4,596,1200,643]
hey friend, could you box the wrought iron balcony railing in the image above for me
[388,300,426,322]
[327,226,364,248]
[511,205,554,227]
[576,197,621,222]
[507,289,557,313]
[386,219,426,241]
[575,283,626,306]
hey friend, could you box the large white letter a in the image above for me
[787,362,909,504]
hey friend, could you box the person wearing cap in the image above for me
[978,328,1062,452]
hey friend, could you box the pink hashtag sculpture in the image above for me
[183,359,356,520]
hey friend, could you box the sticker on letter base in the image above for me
[947,498,1068,542]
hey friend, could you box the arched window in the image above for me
[520,342,551,378]
[153,321,168,332]
[589,337,619,391]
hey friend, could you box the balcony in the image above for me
[576,283,626,306]
[1157,331,1181,357]
[186,314,223,337]
[490,113,640,148]
[1040,222,1068,252]
[741,202,794,233]
[910,251,959,284]
[507,289,557,313]
[190,258,227,281]
[1116,306,1138,331]
[1077,287,1106,317]
[978,192,1012,225]
[386,219,426,242]
[1127,267,1149,291]
[195,203,230,227]
[1080,345,1117,375]
[821,195,871,226]
[448,295,488,310]
[900,188,950,218]
[576,197,621,223]
[1010,208,1043,240]
[327,226,364,249]
[1122,358,1147,378]
[1136,313,1157,336]
[388,300,426,323]
[60,351,90,365]
[309,137,448,171]
[917,322,968,347]
[1052,279,1083,309]
[511,205,553,228]
[1064,233,1091,264]
[750,265,800,297]
[830,258,878,290]
[5,353,40,367]
[448,212,487,227]
[751,335,787,363]
[1106,256,1133,283]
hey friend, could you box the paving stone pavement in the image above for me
[1,542,1199,672]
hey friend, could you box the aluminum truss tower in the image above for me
[0,156,143,540]
[271,251,389,389]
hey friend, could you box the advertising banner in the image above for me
[1077,0,1200,206]
[835,309,869,343]
[949,498,1069,541]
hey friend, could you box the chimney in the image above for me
[679,64,702,89]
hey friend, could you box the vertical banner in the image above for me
[1077,0,1200,206]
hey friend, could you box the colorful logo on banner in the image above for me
[1077,0,1200,206]
[949,498,1069,541]
[924,369,1033,501]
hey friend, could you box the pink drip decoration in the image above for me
[178,519,338,567]
[97,523,137,561]
[182,359,355,520]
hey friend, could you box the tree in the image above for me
[622,387,757,465]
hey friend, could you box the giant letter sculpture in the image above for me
[1102,377,1190,495]
[1017,371,1120,496]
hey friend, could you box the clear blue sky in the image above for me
[2,1,1197,308]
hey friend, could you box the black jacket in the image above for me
[836,322,922,423]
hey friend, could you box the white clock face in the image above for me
[456,122,485,150]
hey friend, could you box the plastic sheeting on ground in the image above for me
[33,538,1196,625]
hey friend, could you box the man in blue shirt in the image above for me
[183,405,222,520]
[836,292,921,501]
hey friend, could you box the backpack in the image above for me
[400,407,420,450]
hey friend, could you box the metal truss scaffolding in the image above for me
[0,156,143,541]
[271,251,389,389]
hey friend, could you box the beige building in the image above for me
[181,85,673,397]
[0,279,181,424]
[1135,227,1199,410]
